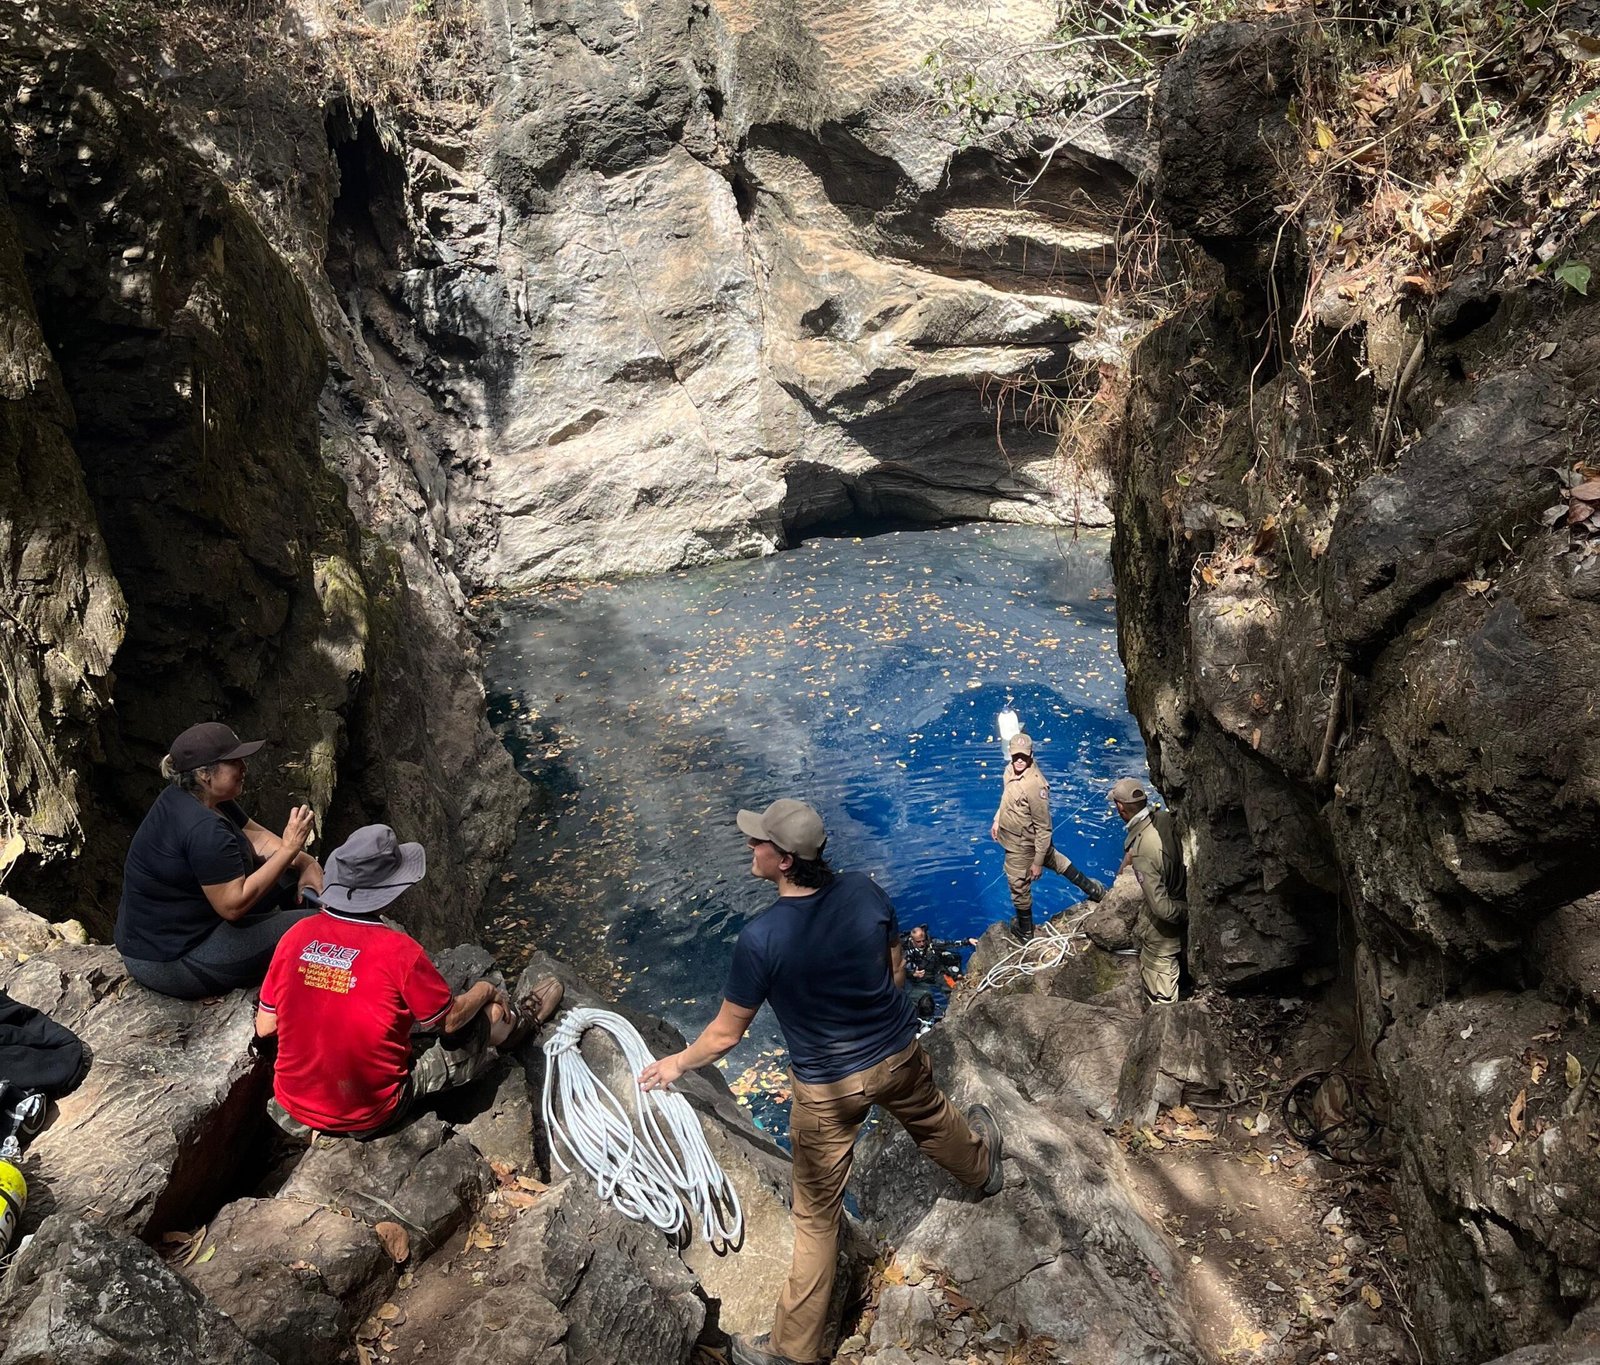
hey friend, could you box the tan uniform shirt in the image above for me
[995,764,1052,867]
[1121,807,1182,926]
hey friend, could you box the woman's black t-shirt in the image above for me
[114,786,254,962]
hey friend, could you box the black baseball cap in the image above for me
[168,722,264,772]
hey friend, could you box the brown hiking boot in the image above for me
[501,977,564,1050]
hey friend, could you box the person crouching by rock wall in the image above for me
[253,825,564,1140]
[990,732,1106,939]
[116,722,326,999]
[639,798,1005,1365]
[1111,777,1188,1004]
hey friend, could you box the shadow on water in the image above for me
[481,525,1149,1138]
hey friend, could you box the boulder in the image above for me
[278,1114,492,1257]
[180,1197,392,1364]
[486,1178,703,1365]
[851,1026,1198,1365]
[1377,993,1600,1363]
[869,1284,940,1351]
[957,992,1141,1120]
[1115,999,1236,1127]
[0,947,266,1237]
[514,951,851,1341]
[0,1213,273,1364]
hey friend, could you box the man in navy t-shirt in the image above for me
[640,798,1005,1365]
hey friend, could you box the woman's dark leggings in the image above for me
[122,902,319,1000]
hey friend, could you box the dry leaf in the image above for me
[1169,1105,1199,1125]
[502,1188,543,1210]
[881,1263,907,1286]
[1172,1125,1217,1142]
[1361,1283,1384,1311]
[1463,579,1491,596]
[179,1227,210,1268]
[514,1175,549,1192]
[375,1221,410,1264]
[194,1245,216,1265]
[1315,120,1336,150]
[356,1346,375,1365]
[1527,1052,1548,1085]
[1568,1053,1585,1089]
[1509,1088,1528,1138]
[945,1288,976,1314]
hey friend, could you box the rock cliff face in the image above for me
[1,0,1137,931]
[455,0,1137,581]
[0,2,523,943]
[1114,17,1600,1362]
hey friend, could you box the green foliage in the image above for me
[1554,260,1592,295]
[921,0,1214,149]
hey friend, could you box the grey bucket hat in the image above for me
[321,824,426,913]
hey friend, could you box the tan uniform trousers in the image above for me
[1134,906,1183,1004]
[1002,845,1075,926]
[771,1040,990,1363]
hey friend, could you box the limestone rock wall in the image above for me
[0,3,523,943]
[1113,18,1600,1362]
[348,0,1139,585]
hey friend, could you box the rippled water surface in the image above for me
[483,524,1148,1128]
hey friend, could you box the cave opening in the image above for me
[324,102,410,295]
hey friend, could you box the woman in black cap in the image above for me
[114,722,324,999]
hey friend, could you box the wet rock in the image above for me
[1116,999,1236,1127]
[181,1197,391,1364]
[852,1026,1197,1365]
[0,947,264,1237]
[278,1115,492,1257]
[0,1213,272,1364]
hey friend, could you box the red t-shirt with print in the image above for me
[259,907,453,1132]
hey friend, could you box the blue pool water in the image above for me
[482,524,1147,1128]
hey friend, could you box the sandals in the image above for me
[500,976,565,1051]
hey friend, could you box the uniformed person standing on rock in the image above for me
[990,733,1105,939]
[1111,776,1188,1003]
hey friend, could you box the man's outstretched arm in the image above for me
[638,999,758,1091]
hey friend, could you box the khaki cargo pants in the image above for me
[1002,845,1076,934]
[268,1013,499,1140]
[771,1040,991,1363]
[1134,906,1184,1004]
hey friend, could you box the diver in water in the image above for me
[900,924,974,1020]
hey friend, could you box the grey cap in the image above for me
[1110,777,1148,805]
[321,824,426,913]
[1009,733,1034,757]
[736,798,826,859]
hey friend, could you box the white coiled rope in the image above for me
[541,1007,743,1248]
[973,908,1095,994]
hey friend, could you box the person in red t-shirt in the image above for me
[255,824,564,1138]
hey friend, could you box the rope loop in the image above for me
[541,1007,744,1249]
